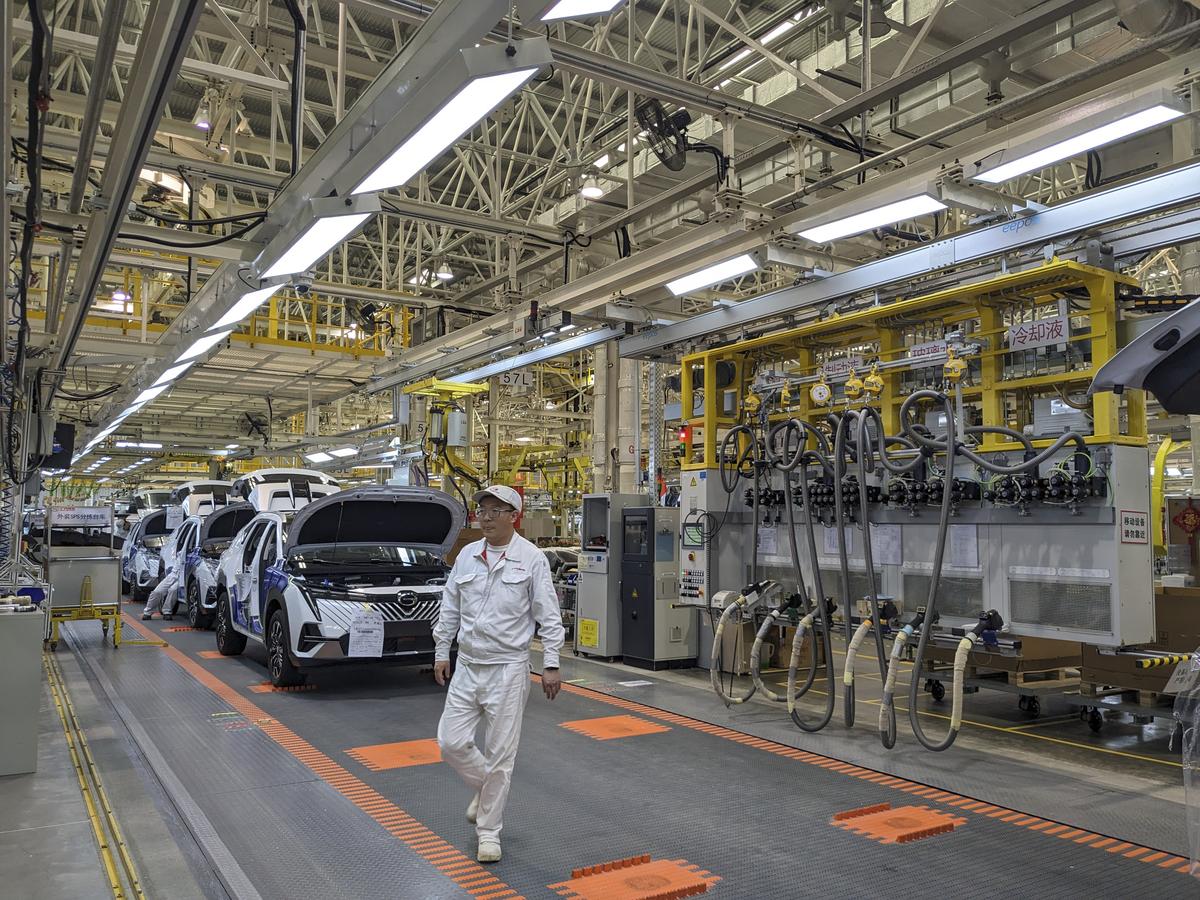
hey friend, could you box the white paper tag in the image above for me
[348,608,385,658]
[823,525,853,556]
[868,523,902,566]
[1165,657,1200,695]
[949,524,978,569]
[757,527,778,556]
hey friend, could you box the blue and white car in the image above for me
[180,502,257,628]
[212,486,464,687]
[231,468,339,513]
[121,509,176,602]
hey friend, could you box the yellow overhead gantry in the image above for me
[679,260,1146,470]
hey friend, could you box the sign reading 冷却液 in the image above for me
[1007,315,1068,351]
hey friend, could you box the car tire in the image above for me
[187,579,213,629]
[215,589,246,656]
[266,608,305,688]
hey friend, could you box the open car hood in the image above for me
[284,486,465,560]
[1090,298,1200,414]
[199,502,257,545]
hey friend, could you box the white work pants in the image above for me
[143,570,178,617]
[437,660,531,842]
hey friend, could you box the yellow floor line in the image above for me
[44,656,127,899]
[768,676,1179,768]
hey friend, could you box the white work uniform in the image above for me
[434,531,564,842]
[143,568,179,617]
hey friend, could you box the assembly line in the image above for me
[4,1,1200,898]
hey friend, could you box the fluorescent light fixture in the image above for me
[666,254,760,296]
[973,99,1186,184]
[532,0,622,20]
[762,20,796,44]
[111,289,130,302]
[1168,466,1184,478]
[580,175,604,199]
[176,329,233,363]
[353,68,538,195]
[211,286,281,331]
[225,443,240,449]
[446,325,625,383]
[718,48,752,72]
[134,385,169,405]
[97,477,109,484]
[797,193,946,244]
[114,441,162,449]
[153,361,195,387]
[262,214,371,279]
[305,451,334,463]
[328,447,359,458]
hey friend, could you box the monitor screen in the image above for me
[682,523,704,547]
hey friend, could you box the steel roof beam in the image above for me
[617,158,1200,358]
[48,0,206,399]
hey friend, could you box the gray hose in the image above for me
[901,391,963,752]
[769,418,837,732]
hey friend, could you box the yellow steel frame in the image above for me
[679,260,1146,470]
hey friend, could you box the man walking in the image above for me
[433,485,564,864]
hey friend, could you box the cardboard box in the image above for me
[1149,587,1200,653]
[1080,643,1171,694]
[924,635,1080,673]
[772,622,817,673]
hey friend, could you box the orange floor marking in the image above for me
[832,805,966,845]
[345,739,443,771]
[197,651,225,659]
[559,714,671,742]
[549,856,719,900]
[121,615,524,900]
[248,681,318,693]
[548,677,1191,878]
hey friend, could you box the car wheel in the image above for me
[266,608,304,688]
[187,580,213,629]
[215,590,246,656]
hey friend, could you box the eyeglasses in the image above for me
[475,507,514,521]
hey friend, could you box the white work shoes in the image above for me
[466,793,480,824]
[477,839,501,863]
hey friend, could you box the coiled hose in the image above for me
[768,418,838,732]
[895,390,1087,751]
[710,596,755,706]
[708,426,759,707]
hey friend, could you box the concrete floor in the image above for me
[4,602,1196,898]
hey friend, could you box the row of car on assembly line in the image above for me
[120,470,465,687]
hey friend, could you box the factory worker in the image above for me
[433,484,565,864]
[142,528,183,620]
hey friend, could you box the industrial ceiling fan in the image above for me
[634,97,729,187]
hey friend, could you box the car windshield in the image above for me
[291,545,442,569]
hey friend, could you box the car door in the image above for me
[234,522,267,629]
[247,523,278,633]
[175,522,198,603]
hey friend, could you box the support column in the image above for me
[487,377,499,481]
[648,363,662,504]
[616,357,635,494]
[591,343,608,493]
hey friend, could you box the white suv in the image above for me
[180,502,258,628]
[211,486,463,687]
